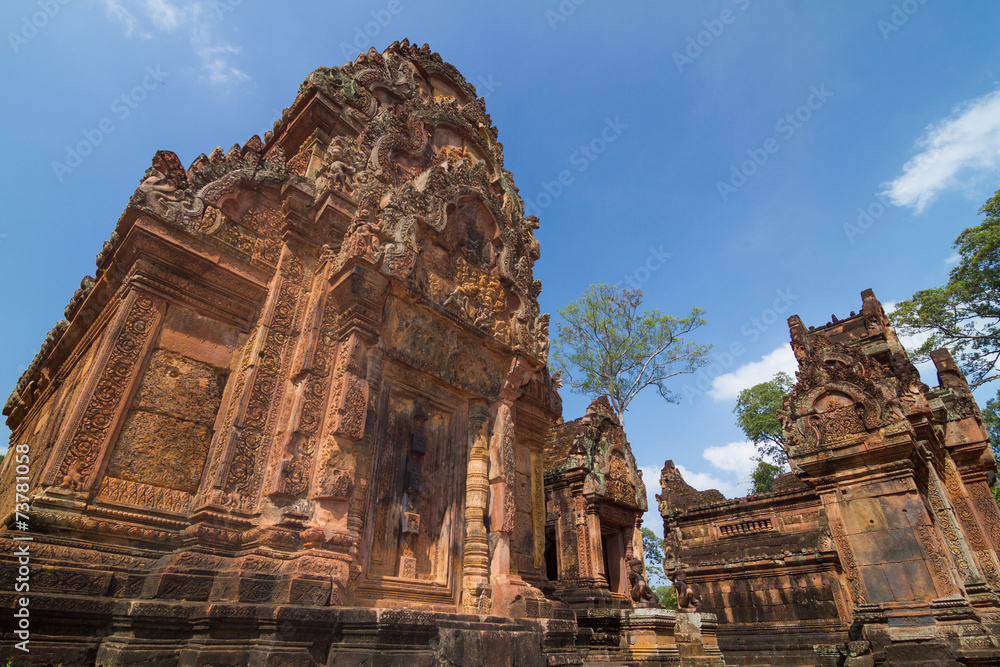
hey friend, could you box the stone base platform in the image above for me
[575,608,726,666]
[0,592,733,666]
[0,594,584,667]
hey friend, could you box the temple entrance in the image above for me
[545,526,558,580]
[358,381,468,607]
[601,528,626,595]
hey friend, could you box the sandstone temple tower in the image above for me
[0,43,718,666]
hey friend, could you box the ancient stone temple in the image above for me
[546,397,725,665]
[0,43,722,666]
[660,290,1000,666]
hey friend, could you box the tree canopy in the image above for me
[982,394,1000,460]
[890,188,1000,388]
[640,527,676,608]
[749,456,783,494]
[733,371,794,464]
[551,284,710,427]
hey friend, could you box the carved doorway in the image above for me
[358,378,468,607]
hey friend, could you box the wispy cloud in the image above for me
[883,88,1000,213]
[672,440,778,500]
[676,463,744,498]
[100,0,249,85]
[639,465,664,538]
[702,440,758,480]
[191,17,250,85]
[144,0,188,30]
[101,0,148,38]
[708,344,797,400]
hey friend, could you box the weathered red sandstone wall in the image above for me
[0,42,581,666]
[660,464,848,666]
[661,289,1000,666]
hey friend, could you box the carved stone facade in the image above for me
[660,464,848,666]
[660,289,1000,666]
[0,44,721,666]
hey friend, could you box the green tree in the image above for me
[640,527,676,609]
[733,372,795,464]
[641,527,667,586]
[551,285,710,427]
[890,188,1000,388]
[984,396,1000,508]
[749,455,783,494]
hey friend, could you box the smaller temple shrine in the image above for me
[546,396,726,665]
[660,290,1000,666]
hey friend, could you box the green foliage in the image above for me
[551,284,710,426]
[749,456,782,494]
[640,527,668,586]
[982,391,1000,460]
[890,188,1000,387]
[993,481,1000,509]
[733,372,794,463]
[640,528,676,607]
[655,584,677,609]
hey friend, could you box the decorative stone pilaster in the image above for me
[462,402,491,611]
[40,288,164,495]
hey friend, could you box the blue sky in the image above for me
[3,1,1000,536]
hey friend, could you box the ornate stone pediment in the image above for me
[781,335,930,450]
[548,397,647,512]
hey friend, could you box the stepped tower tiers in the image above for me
[0,43,722,666]
[659,289,1000,666]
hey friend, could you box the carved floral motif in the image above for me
[57,294,160,488]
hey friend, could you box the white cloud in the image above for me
[641,442,779,522]
[638,465,664,538]
[898,329,932,355]
[676,463,744,498]
[101,0,149,38]
[100,0,249,85]
[883,88,1000,213]
[944,253,961,266]
[192,19,250,85]
[702,440,758,479]
[143,0,188,30]
[708,344,797,400]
